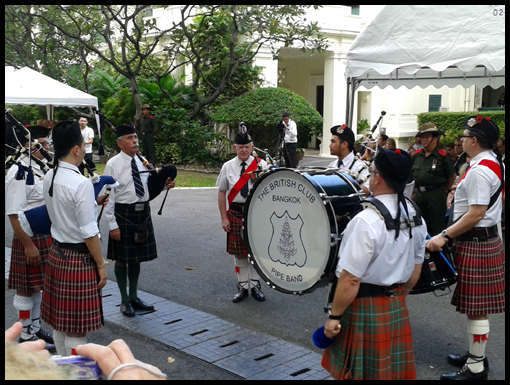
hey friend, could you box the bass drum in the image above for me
[410,247,457,295]
[243,167,363,294]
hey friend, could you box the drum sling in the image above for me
[227,158,259,207]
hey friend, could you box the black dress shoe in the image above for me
[232,284,249,303]
[250,281,266,302]
[36,328,54,344]
[120,302,135,317]
[440,365,488,380]
[130,298,155,311]
[19,334,55,351]
[447,351,489,369]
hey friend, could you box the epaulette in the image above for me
[438,149,447,156]
[413,148,423,155]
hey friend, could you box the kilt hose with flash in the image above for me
[322,287,416,380]
[41,245,104,334]
[451,236,505,315]
[107,202,157,264]
[8,233,52,293]
[226,209,248,257]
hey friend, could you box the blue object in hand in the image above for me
[312,326,334,349]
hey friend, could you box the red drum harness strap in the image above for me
[227,158,260,207]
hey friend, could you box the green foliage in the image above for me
[417,111,506,143]
[212,87,323,151]
[156,100,228,167]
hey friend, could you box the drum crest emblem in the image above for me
[268,211,307,267]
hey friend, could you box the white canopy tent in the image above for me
[5,66,98,108]
[344,5,505,126]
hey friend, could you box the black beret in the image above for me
[115,124,137,138]
[374,148,412,194]
[16,125,49,143]
[330,124,355,144]
[234,132,252,145]
[52,121,82,157]
[465,115,499,145]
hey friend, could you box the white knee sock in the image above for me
[466,319,490,373]
[31,291,43,334]
[65,335,87,356]
[249,263,261,288]
[234,257,249,289]
[13,294,34,340]
[52,330,66,356]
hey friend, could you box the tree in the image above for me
[213,87,323,153]
[5,5,327,125]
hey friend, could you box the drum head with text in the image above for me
[243,168,337,294]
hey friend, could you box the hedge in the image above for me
[417,111,505,143]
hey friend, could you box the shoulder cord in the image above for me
[107,363,167,380]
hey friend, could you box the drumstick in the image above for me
[426,234,457,275]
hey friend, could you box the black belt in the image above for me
[456,225,499,242]
[54,240,88,253]
[115,202,149,210]
[356,283,400,298]
[229,203,244,213]
[414,184,444,192]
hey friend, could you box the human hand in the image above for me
[110,229,121,242]
[5,322,49,360]
[165,178,175,189]
[97,266,107,290]
[221,218,231,232]
[96,194,110,207]
[25,244,41,266]
[324,319,341,339]
[426,234,448,252]
[75,339,166,380]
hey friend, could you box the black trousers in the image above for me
[284,142,297,168]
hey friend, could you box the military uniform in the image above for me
[412,146,455,236]
[140,104,157,165]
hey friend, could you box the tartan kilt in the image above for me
[8,234,52,293]
[41,245,104,334]
[107,203,157,264]
[321,288,416,380]
[226,209,248,257]
[451,236,505,315]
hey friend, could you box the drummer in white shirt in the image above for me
[327,124,370,196]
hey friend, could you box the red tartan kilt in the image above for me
[41,245,104,334]
[8,234,52,293]
[322,288,416,380]
[451,236,505,315]
[226,209,248,256]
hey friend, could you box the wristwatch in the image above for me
[441,229,452,241]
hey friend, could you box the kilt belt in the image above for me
[455,225,499,242]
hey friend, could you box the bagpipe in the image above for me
[5,109,118,236]
[92,107,177,215]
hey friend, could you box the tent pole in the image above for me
[345,78,351,126]
[348,79,357,129]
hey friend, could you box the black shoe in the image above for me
[447,351,489,370]
[440,365,488,380]
[19,334,55,351]
[130,298,155,311]
[232,284,249,303]
[35,328,54,344]
[120,302,135,317]
[250,281,266,302]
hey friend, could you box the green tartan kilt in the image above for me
[321,287,416,380]
[107,202,157,264]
